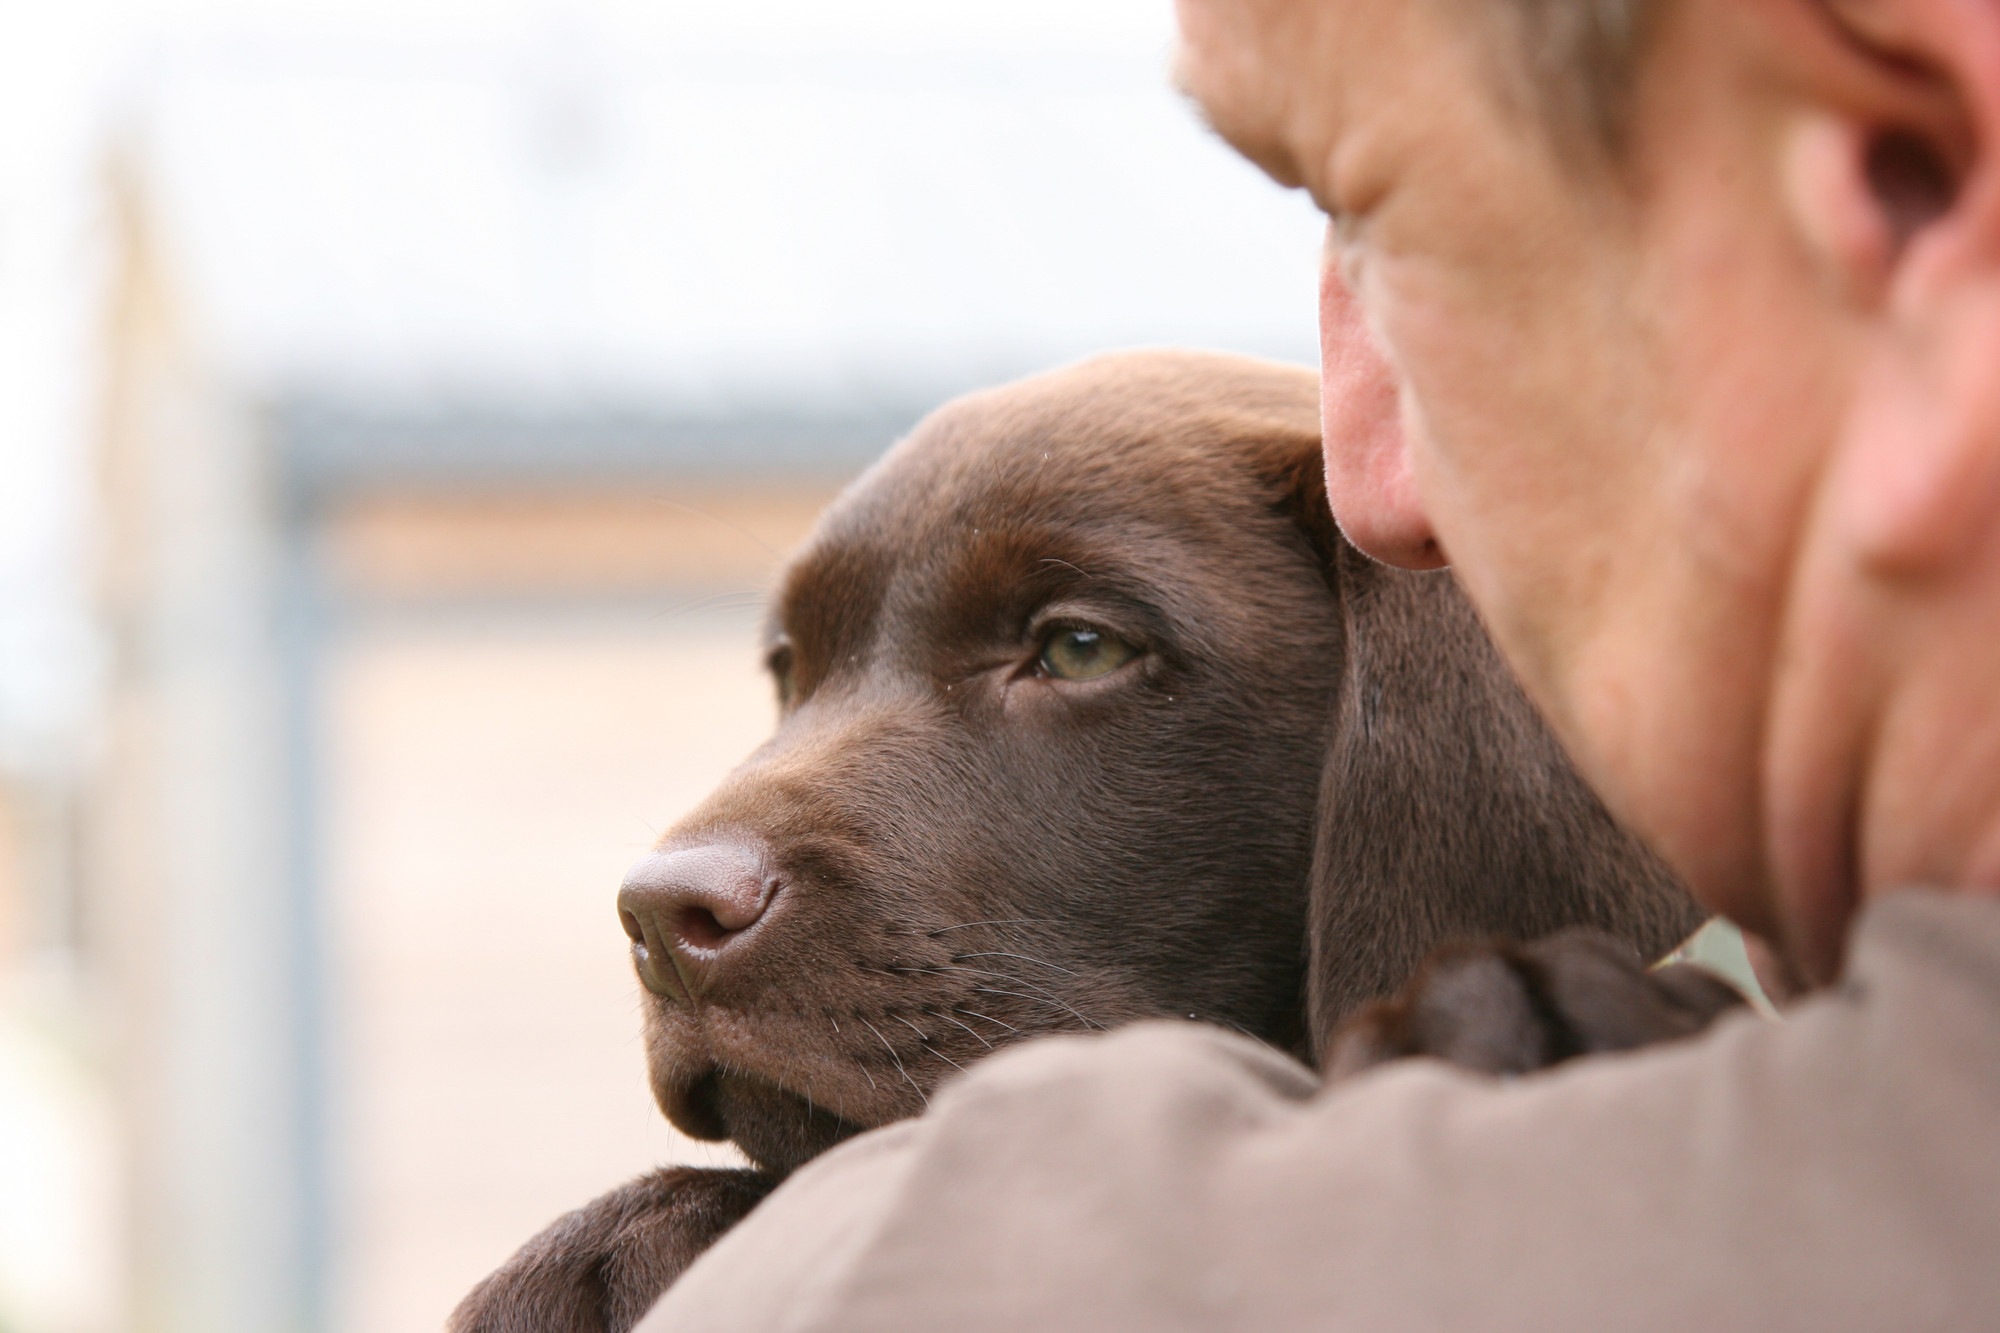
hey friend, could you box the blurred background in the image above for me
[0,1,1322,1330]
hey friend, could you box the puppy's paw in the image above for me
[1325,928,1746,1081]
[447,1166,778,1333]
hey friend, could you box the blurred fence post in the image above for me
[92,162,328,1333]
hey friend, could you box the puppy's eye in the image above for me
[1039,628,1136,681]
[767,644,798,706]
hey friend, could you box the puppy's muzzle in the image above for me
[619,844,777,1002]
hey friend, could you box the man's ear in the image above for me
[1783,0,2000,576]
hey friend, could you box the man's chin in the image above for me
[661,1066,869,1175]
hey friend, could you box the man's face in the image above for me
[1176,0,1860,938]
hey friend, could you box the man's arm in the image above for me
[640,894,2000,1332]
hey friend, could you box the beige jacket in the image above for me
[642,892,2000,1331]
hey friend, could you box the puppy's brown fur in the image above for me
[452,351,1706,1332]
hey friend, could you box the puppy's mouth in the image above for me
[666,1065,866,1175]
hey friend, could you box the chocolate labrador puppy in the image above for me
[452,351,1724,1332]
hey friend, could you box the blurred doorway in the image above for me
[323,489,827,1329]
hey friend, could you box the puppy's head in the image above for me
[620,351,1342,1172]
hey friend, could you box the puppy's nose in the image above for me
[618,845,776,1001]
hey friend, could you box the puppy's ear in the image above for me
[1302,547,1707,1064]
[1261,438,1348,598]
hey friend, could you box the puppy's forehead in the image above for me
[770,351,1321,653]
[834,350,1321,537]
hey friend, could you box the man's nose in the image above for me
[618,844,777,1001]
[1318,249,1446,570]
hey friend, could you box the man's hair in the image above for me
[1490,0,1656,147]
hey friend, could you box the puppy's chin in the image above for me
[664,1066,868,1175]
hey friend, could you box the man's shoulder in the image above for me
[648,893,2000,1332]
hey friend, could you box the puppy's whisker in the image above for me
[954,1007,1019,1034]
[926,1046,970,1076]
[853,1053,876,1090]
[829,1015,876,1091]
[937,963,1085,1011]
[933,1009,994,1049]
[926,919,1051,936]
[943,969,1104,1028]
[651,589,769,622]
[1038,557,1092,579]
[970,986,1105,1031]
[890,1013,933,1043]
[952,951,1075,976]
[857,1016,928,1106]
[649,496,785,560]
